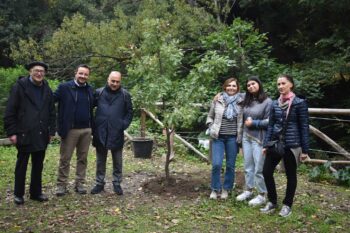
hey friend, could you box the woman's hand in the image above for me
[262,148,267,155]
[244,117,253,127]
[300,153,309,162]
[213,93,221,101]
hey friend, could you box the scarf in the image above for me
[222,92,240,120]
[278,91,295,118]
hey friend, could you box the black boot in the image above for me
[14,196,24,205]
[91,184,104,194]
[113,184,123,195]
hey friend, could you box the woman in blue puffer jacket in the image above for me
[260,74,309,217]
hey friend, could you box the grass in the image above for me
[0,143,349,233]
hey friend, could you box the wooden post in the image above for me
[309,125,350,159]
[124,130,133,140]
[308,108,350,115]
[140,108,146,138]
[304,158,350,165]
[0,138,11,146]
[142,108,209,163]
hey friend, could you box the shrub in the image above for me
[0,66,27,137]
[334,166,350,187]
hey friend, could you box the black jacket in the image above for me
[263,96,309,153]
[4,76,56,152]
[93,86,133,150]
[54,80,94,138]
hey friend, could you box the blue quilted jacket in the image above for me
[263,96,309,153]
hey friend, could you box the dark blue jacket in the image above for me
[92,86,133,150]
[4,76,56,152]
[263,96,309,153]
[54,80,94,138]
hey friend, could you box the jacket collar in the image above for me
[67,79,92,103]
[19,76,49,110]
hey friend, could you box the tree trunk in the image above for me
[165,127,173,181]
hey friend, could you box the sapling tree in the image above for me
[128,18,186,180]
[128,18,234,180]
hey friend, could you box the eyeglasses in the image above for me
[32,69,46,73]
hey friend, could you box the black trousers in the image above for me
[263,148,297,207]
[14,150,46,197]
[95,145,123,186]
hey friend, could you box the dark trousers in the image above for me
[263,149,297,207]
[14,150,46,197]
[95,145,123,186]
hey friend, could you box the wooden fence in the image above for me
[1,108,350,170]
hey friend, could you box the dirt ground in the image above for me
[141,171,245,198]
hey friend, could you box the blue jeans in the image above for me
[242,133,267,193]
[211,135,238,191]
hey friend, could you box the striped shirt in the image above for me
[219,116,237,135]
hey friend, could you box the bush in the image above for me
[308,161,334,183]
[334,166,350,187]
[309,162,350,187]
[0,66,27,137]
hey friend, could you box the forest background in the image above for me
[0,0,349,153]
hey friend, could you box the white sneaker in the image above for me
[221,190,229,199]
[248,194,266,206]
[209,191,218,199]
[279,205,292,217]
[236,190,252,201]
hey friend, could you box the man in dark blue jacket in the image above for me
[4,61,55,204]
[91,71,133,195]
[55,64,94,196]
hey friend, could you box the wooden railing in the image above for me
[1,108,349,169]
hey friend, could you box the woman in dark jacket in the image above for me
[260,74,309,217]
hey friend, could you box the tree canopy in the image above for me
[1,0,349,146]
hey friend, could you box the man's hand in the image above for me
[9,135,17,145]
[262,148,267,155]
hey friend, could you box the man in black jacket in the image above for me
[91,71,133,195]
[4,61,56,205]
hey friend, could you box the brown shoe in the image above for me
[56,186,67,197]
[75,185,87,194]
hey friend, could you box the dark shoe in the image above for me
[14,196,24,205]
[113,184,123,195]
[260,202,278,214]
[91,184,104,194]
[91,185,104,194]
[75,185,87,194]
[30,194,49,202]
[56,186,67,197]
